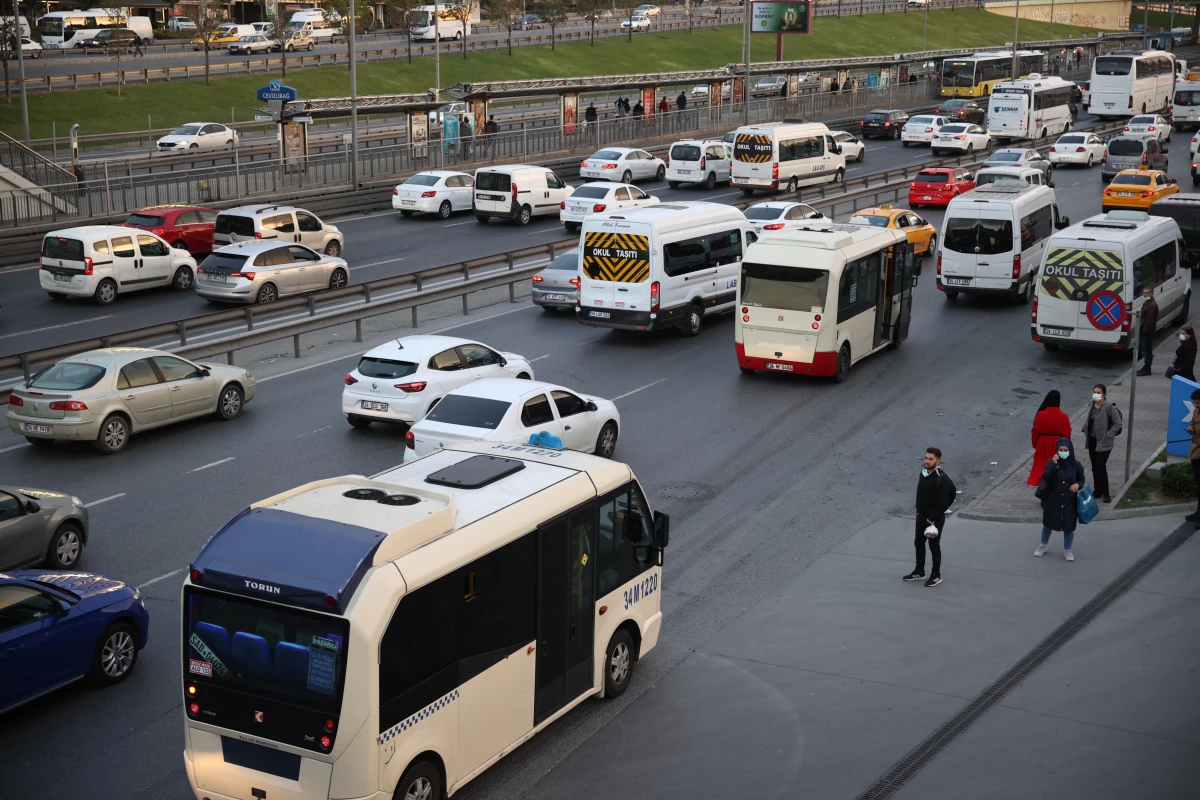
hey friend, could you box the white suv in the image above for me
[40,225,198,305]
[212,205,344,255]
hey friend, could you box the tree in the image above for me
[323,0,372,70]
[382,0,418,64]
[0,12,15,105]
[486,0,521,56]
[443,0,478,59]
[616,0,640,42]
[538,0,567,50]
[266,8,291,81]
[84,5,128,96]
[583,0,601,46]
[180,0,224,86]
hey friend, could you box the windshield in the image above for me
[29,362,106,391]
[548,253,579,269]
[172,125,203,136]
[941,61,976,87]
[915,172,949,183]
[740,262,830,311]
[1177,90,1200,106]
[847,214,890,227]
[42,236,85,261]
[670,145,701,161]
[475,172,510,192]
[425,395,511,429]
[572,186,609,199]
[404,174,441,186]
[592,150,623,161]
[126,213,166,227]
[40,18,64,36]
[357,356,418,379]
[744,206,785,220]
[1094,56,1132,76]
[1115,174,1153,186]
[944,218,1015,255]
[184,586,350,715]
[1108,139,1145,156]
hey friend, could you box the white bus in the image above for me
[288,9,344,43]
[37,10,153,49]
[1089,50,1176,117]
[407,4,471,41]
[735,222,916,382]
[987,75,1077,142]
[181,441,668,800]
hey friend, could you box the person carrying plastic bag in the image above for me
[1034,437,1086,561]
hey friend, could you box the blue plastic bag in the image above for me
[527,431,564,450]
[1076,485,1099,525]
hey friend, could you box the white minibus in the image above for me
[731,122,845,195]
[1089,50,1175,117]
[182,441,668,800]
[407,4,471,40]
[735,222,916,381]
[37,10,153,48]
[937,184,1068,303]
[1033,210,1191,351]
[576,202,753,336]
[1173,75,1200,130]
[288,9,344,42]
[987,75,1076,142]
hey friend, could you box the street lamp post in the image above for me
[14,0,29,145]
[350,0,358,189]
[1049,0,1054,40]
[1011,0,1020,82]
[743,0,751,125]
[1142,2,1150,50]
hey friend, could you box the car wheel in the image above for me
[833,168,844,183]
[603,628,635,698]
[703,171,716,190]
[172,240,188,252]
[1041,128,1048,139]
[944,289,959,301]
[1177,292,1191,325]
[517,372,532,379]
[564,221,580,233]
[655,165,665,181]
[256,283,278,304]
[400,210,414,217]
[856,148,865,162]
[621,170,632,184]
[834,343,851,383]
[785,176,797,193]
[324,240,342,257]
[1086,154,1093,167]
[966,143,973,154]
[476,214,489,224]
[593,421,619,458]
[47,523,84,569]
[47,292,66,301]
[680,304,703,337]
[902,141,911,148]
[328,268,348,290]
[1016,279,1031,305]
[189,143,199,149]
[925,234,937,258]
[307,42,314,50]
[395,760,442,800]
[217,384,244,420]
[171,266,193,291]
[667,180,680,189]
[347,414,372,429]
[517,205,532,225]
[740,188,755,196]
[438,200,452,219]
[93,415,130,455]
[91,622,138,686]
[93,278,117,306]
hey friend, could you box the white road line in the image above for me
[139,568,184,590]
[332,208,403,224]
[0,442,31,454]
[613,378,667,402]
[705,191,742,200]
[0,263,40,273]
[190,457,236,472]
[0,315,115,339]
[354,256,407,270]
[84,493,126,508]
[443,219,478,227]
[529,354,550,362]
[866,147,888,151]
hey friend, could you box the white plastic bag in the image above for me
[923,523,940,539]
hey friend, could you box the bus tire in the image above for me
[393,760,442,800]
[680,304,703,337]
[603,629,635,699]
[1177,292,1190,325]
[834,344,851,383]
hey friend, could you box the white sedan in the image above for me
[407,379,621,459]
[1048,132,1106,167]
[743,201,824,232]
[901,115,951,146]
[579,147,666,184]
[830,131,865,162]
[342,334,534,429]
[560,182,659,232]
[18,37,42,58]
[1192,134,1199,157]
[621,14,651,30]
[1124,114,1172,143]
[930,123,991,156]
[393,170,475,219]
[155,123,240,153]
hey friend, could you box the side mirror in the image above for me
[1048,180,1056,188]
[24,500,40,514]
[1056,217,1070,229]
[586,400,598,411]
[56,599,71,615]
[832,145,842,155]
[200,367,211,377]
[912,275,919,289]
[652,510,670,548]
[499,357,507,367]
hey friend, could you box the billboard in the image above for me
[750,1,812,34]
[562,93,578,134]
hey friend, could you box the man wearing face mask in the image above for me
[905,447,955,587]
[1136,286,1158,377]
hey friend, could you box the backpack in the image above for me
[935,469,957,508]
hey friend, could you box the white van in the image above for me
[288,9,343,42]
[473,165,573,225]
[937,184,1068,303]
[1034,210,1191,351]
[39,225,198,306]
[973,166,1050,188]
[576,202,754,336]
[666,139,732,189]
[731,122,846,195]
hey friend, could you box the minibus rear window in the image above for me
[740,262,830,312]
[944,218,1015,255]
[214,215,255,236]
[1107,139,1144,156]
[670,145,701,161]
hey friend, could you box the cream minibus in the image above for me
[181,441,668,800]
[735,222,916,381]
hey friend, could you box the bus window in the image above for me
[1019,206,1053,251]
[1133,242,1176,291]
[740,262,830,310]
[596,485,655,597]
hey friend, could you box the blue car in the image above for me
[0,570,150,713]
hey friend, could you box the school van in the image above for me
[1033,210,1192,351]
[731,122,846,195]
[473,165,573,225]
[576,202,753,336]
[937,184,1069,303]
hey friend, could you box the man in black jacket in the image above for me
[905,447,954,587]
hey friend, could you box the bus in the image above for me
[987,75,1077,142]
[288,9,344,43]
[181,441,668,800]
[1089,50,1176,117]
[735,222,915,382]
[37,10,153,49]
[940,51,1045,98]
[407,4,471,41]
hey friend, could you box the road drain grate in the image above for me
[657,486,706,500]
[855,521,1196,800]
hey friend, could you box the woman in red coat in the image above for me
[1028,390,1073,485]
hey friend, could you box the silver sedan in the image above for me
[0,486,89,570]
[532,251,580,311]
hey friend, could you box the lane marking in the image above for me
[84,493,126,508]
[0,315,115,339]
[190,456,236,472]
[529,354,550,362]
[0,263,40,273]
[613,378,667,401]
[443,219,479,227]
[0,442,31,454]
[139,568,184,590]
[354,256,407,270]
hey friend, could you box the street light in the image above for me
[13,0,29,145]
[922,1,928,51]
[350,0,358,189]
[1011,0,1020,82]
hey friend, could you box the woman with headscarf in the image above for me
[1036,437,1085,561]
[1027,390,1072,485]
[1171,325,1197,382]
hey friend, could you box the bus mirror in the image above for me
[1056,216,1070,229]
[652,511,670,549]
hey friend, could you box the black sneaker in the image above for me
[903,570,926,581]
[924,574,942,587]
[1186,511,1200,521]
[1136,368,1152,376]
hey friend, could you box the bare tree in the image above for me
[442,0,477,59]
[0,13,14,105]
[383,0,418,63]
[181,0,223,86]
[266,9,291,80]
[83,5,130,96]
[486,0,521,56]
[583,0,600,46]
[617,0,639,43]
[538,0,567,50]
[324,0,372,69]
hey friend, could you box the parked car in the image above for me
[155,122,239,153]
[167,15,197,32]
[0,486,88,571]
[123,205,218,255]
[752,76,787,97]
[531,251,580,311]
[196,240,349,304]
[429,101,466,125]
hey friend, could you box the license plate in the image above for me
[360,400,388,411]
[1117,192,1134,197]
[401,200,416,206]
[1042,326,1071,336]
[945,277,970,286]
[589,310,611,319]
[940,137,951,141]
[545,294,567,301]
[207,274,227,283]
[678,169,693,174]
[923,195,933,200]
[54,273,72,281]
[766,362,794,372]
[24,423,52,434]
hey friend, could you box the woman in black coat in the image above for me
[1036,437,1085,561]
[1171,325,1197,382]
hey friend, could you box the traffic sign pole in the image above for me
[1126,309,1141,483]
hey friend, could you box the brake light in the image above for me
[665,154,669,167]
[1050,146,1055,152]
[396,381,427,393]
[581,161,588,168]
[1032,294,1038,323]
[762,223,786,230]
[650,280,660,312]
[936,251,943,275]
[1076,147,1086,153]
[884,121,892,127]
[1124,126,1130,131]
[954,135,966,140]
[231,272,256,280]
[560,201,565,210]
[7,395,22,406]
[700,156,706,170]
[405,430,415,449]
[925,127,933,133]
[910,183,917,189]
[772,162,779,181]
[593,204,607,212]
[1149,126,1156,132]
[956,110,964,115]
[344,374,357,385]
[84,256,93,275]
[512,182,518,206]
[532,275,543,282]
[1142,154,1148,165]
[421,191,436,198]
[393,188,398,195]
[569,277,580,288]
[1122,302,1132,332]
[1012,253,1021,281]
[602,163,617,169]
[1142,191,1154,198]
[49,401,88,411]
[1103,188,1112,196]
[254,232,262,239]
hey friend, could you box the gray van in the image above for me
[1102,135,1168,182]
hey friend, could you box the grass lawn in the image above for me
[1115,451,1175,510]
[1131,6,1195,30]
[1,10,1100,140]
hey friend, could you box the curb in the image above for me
[1109,441,1167,508]
[959,503,1192,523]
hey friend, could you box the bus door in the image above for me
[535,505,595,725]
[878,242,914,347]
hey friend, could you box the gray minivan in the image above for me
[1101,135,1168,182]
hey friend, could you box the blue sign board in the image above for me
[257,80,298,103]
[1166,374,1200,458]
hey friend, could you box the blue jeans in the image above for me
[1041,526,1074,550]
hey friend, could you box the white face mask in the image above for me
[1092,392,1103,402]
[1181,334,1189,342]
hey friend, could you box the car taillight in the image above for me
[1124,126,1130,131]
[936,251,943,275]
[1103,188,1113,196]
[910,183,917,189]
[512,182,518,206]
[762,223,785,230]
[1149,126,1157,131]
[569,277,580,288]
[1032,295,1038,323]
[560,201,567,210]
[7,395,23,406]
[1076,147,1086,153]
[393,188,399,195]
[593,204,607,212]
[405,430,415,450]
[954,135,966,140]
[650,280,660,312]
[581,161,589,168]
[231,272,256,280]
[700,156,706,170]
[665,154,669,167]
[49,401,87,411]
[1142,154,1148,165]
[884,121,892,127]
[602,163,618,169]
[1142,191,1154,198]
[925,127,933,133]
[320,736,332,749]
[84,256,93,276]
[344,374,358,385]
[532,275,543,283]
[956,110,964,116]
[421,191,436,198]
[1012,253,1021,280]
[254,232,262,239]
[772,163,779,181]
[396,381,426,393]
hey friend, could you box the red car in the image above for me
[908,167,975,209]
[123,205,218,255]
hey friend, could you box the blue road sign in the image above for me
[1167,374,1200,459]
[257,80,298,103]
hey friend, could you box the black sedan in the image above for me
[934,99,987,125]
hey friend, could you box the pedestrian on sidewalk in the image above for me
[1027,390,1072,486]
[1035,438,1085,561]
[1137,286,1159,376]
[904,447,955,588]
[1170,325,1197,382]
[1185,388,1200,525]
[133,35,145,58]
[1083,384,1122,504]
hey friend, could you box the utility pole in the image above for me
[1126,309,1141,482]
[1049,0,1054,40]
[1011,0,1020,81]
[743,0,751,125]
[1142,2,1150,50]
[1170,2,1177,36]
[14,0,29,145]
[350,0,359,189]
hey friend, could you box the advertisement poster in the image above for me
[471,98,487,126]
[733,76,745,104]
[410,111,428,159]
[460,112,476,156]
[442,113,460,154]
[787,73,799,98]
[280,121,307,171]
[642,87,655,119]
[750,1,812,34]
[562,93,578,134]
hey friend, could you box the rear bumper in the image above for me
[577,305,685,331]
[532,288,576,307]
[937,276,1023,295]
[666,168,707,183]
[39,271,100,297]
[735,342,838,376]
[8,413,101,441]
[342,390,423,424]
[1032,327,1131,350]
[908,191,955,207]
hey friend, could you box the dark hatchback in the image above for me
[861,109,909,140]
[934,99,986,125]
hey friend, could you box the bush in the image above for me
[1160,462,1195,498]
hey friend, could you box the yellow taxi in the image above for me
[1101,169,1179,212]
[844,204,938,257]
[191,28,240,50]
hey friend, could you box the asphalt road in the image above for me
[0,114,1172,798]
